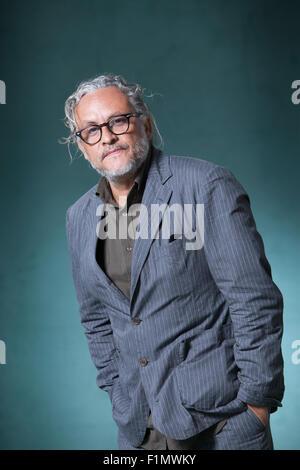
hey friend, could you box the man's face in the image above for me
[74,86,152,181]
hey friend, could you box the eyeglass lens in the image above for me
[81,115,130,144]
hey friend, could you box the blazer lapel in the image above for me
[130,148,173,306]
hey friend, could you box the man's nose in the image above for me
[101,125,118,144]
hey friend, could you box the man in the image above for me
[64,74,284,450]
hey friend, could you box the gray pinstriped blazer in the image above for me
[66,147,284,448]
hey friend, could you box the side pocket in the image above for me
[174,326,239,410]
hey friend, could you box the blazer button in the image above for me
[139,358,148,366]
[133,317,141,325]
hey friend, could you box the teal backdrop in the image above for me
[0,0,299,450]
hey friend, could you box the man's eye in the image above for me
[111,117,127,126]
[87,127,99,134]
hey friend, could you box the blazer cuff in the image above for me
[106,377,120,403]
[107,386,113,402]
[237,387,283,413]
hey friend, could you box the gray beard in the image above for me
[86,132,150,183]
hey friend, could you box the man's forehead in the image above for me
[74,86,133,124]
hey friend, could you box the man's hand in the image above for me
[247,404,269,427]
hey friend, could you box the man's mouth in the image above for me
[103,148,125,159]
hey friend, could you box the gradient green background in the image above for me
[0,0,299,450]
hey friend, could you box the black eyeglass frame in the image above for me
[75,112,143,145]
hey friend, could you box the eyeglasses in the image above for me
[75,112,143,145]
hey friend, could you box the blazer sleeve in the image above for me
[65,207,120,401]
[203,167,284,412]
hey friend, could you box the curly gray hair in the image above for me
[61,73,162,148]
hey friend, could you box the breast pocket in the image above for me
[150,235,186,264]
[144,235,191,297]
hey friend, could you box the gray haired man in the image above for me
[65,74,284,450]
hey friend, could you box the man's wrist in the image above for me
[246,403,270,426]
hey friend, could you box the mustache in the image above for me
[100,145,129,160]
